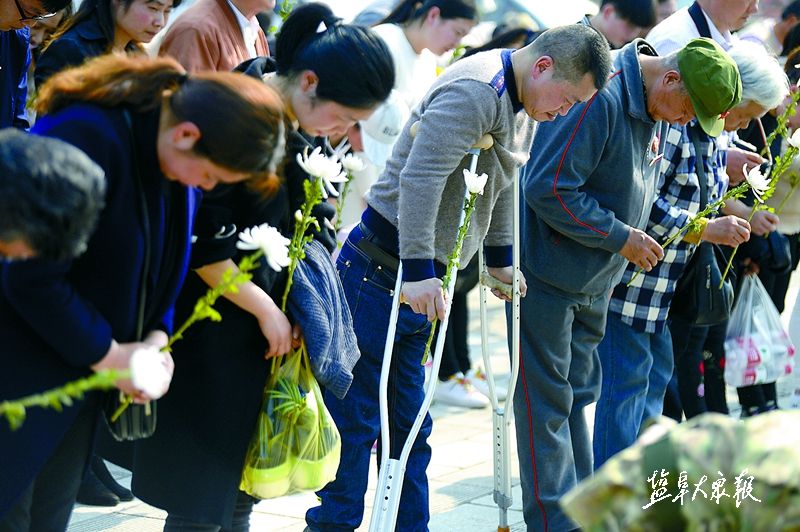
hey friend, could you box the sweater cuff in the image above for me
[402,259,436,282]
[484,245,512,267]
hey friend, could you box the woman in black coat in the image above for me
[131,4,395,529]
[0,53,286,530]
[35,0,179,86]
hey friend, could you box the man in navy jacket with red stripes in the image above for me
[514,37,741,532]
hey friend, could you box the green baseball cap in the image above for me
[677,38,742,137]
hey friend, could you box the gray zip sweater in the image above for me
[521,40,664,297]
[365,49,537,281]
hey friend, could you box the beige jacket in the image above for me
[159,0,268,73]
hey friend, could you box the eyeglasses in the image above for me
[12,0,58,22]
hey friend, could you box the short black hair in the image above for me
[783,0,800,20]
[601,0,657,28]
[531,24,613,91]
[0,129,105,261]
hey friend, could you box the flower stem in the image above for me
[0,369,126,430]
[626,181,751,287]
[334,171,354,237]
[719,207,757,288]
[281,179,323,312]
[421,194,478,365]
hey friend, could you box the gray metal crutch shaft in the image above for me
[477,165,521,532]
[369,124,493,532]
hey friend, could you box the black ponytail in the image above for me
[275,2,395,109]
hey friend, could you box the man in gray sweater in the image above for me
[306,25,612,532]
[517,38,741,532]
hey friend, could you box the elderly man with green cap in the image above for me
[514,37,741,532]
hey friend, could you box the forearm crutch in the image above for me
[477,166,521,532]
[369,124,494,532]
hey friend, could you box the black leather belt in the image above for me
[355,238,399,274]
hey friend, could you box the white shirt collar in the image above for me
[227,0,261,58]
[702,9,735,49]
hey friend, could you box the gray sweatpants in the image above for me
[511,273,607,532]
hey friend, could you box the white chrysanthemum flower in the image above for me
[130,346,172,399]
[296,146,348,198]
[463,169,489,195]
[320,170,348,199]
[744,164,770,203]
[236,223,291,271]
[342,153,365,173]
[296,147,343,181]
[788,128,800,149]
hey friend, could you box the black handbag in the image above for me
[102,110,157,442]
[669,127,735,326]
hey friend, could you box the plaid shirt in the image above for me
[608,123,728,333]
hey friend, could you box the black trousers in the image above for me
[664,318,728,420]
[164,491,255,532]
[0,399,97,532]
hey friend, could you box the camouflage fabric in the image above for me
[561,412,800,531]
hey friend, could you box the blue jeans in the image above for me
[306,227,433,532]
[593,315,673,469]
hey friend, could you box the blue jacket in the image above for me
[0,28,31,129]
[287,240,361,399]
[0,104,199,517]
[521,40,665,297]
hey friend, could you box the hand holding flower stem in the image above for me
[626,181,751,286]
[1,222,291,430]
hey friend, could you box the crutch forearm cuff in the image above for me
[483,245,512,267]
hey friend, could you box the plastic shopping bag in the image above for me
[240,342,341,499]
[724,275,795,387]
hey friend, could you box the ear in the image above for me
[663,70,682,87]
[425,6,441,24]
[170,121,201,151]
[531,55,554,78]
[601,3,615,20]
[298,70,319,94]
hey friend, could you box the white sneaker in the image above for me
[434,372,489,409]
[465,367,507,401]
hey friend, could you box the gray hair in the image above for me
[0,128,105,261]
[729,42,790,110]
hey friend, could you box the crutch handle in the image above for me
[473,133,494,151]
[409,120,420,138]
[408,121,493,151]
[480,271,513,300]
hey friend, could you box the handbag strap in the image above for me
[688,1,713,39]
[689,126,709,209]
[122,110,151,341]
